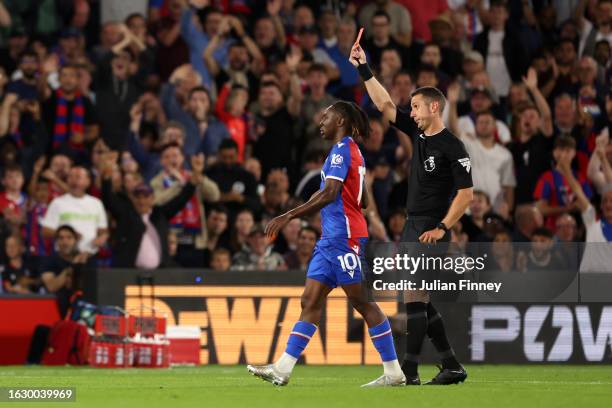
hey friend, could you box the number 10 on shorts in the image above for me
[337,252,362,277]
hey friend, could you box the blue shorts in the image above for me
[307,237,368,288]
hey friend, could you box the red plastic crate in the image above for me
[89,340,134,368]
[132,340,169,368]
[128,316,166,337]
[94,315,127,337]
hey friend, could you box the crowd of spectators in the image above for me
[0,0,611,295]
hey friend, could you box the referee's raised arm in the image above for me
[349,44,397,124]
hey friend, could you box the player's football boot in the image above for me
[360,373,407,387]
[247,364,290,386]
[424,365,467,385]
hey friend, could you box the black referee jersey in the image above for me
[391,108,473,220]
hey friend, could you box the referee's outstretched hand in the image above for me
[349,44,366,67]
[419,228,446,244]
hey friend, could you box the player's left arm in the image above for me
[265,179,342,239]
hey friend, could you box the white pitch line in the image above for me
[468,380,612,385]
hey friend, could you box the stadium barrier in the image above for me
[2,268,610,365]
[88,268,612,365]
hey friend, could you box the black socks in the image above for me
[426,302,461,370]
[402,302,428,376]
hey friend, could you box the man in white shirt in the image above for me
[41,166,108,256]
[558,153,612,273]
[473,0,528,98]
[458,110,515,212]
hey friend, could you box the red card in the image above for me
[354,27,364,46]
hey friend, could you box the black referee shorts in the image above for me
[400,216,451,243]
[400,216,458,301]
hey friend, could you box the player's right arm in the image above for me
[265,179,342,239]
[349,44,397,123]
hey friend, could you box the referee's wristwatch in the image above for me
[436,222,449,234]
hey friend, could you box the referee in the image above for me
[350,45,473,385]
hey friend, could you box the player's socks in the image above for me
[274,321,317,374]
[402,302,428,377]
[426,302,461,370]
[368,318,402,377]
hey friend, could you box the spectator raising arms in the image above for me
[101,151,207,269]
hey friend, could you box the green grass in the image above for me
[0,365,611,408]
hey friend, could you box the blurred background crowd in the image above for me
[0,0,611,296]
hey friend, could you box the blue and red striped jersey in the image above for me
[319,136,368,239]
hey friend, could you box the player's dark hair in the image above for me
[411,86,446,115]
[331,101,370,142]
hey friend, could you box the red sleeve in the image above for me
[215,84,231,123]
[533,173,551,201]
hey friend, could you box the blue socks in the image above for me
[285,321,318,359]
[368,318,397,362]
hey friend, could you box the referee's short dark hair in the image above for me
[411,86,446,115]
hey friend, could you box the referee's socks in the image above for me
[401,302,428,377]
[426,303,461,370]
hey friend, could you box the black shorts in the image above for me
[400,216,459,300]
[401,216,451,243]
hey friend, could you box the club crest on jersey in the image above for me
[331,154,343,168]
[424,156,436,172]
[458,157,471,173]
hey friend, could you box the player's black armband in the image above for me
[357,63,374,81]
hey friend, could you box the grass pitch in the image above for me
[0,365,611,408]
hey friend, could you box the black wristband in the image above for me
[357,63,374,81]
